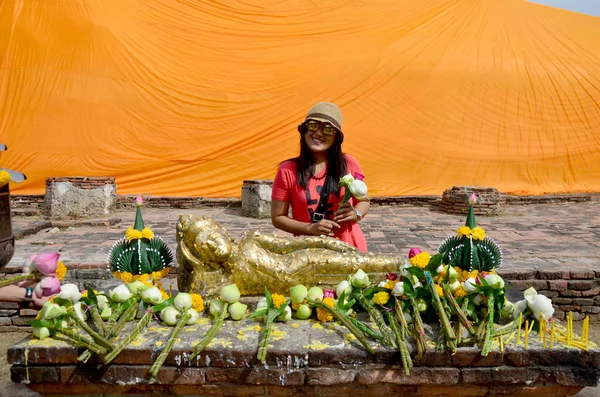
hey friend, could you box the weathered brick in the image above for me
[0,317,12,326]
[582,306,600,314]
[451,349,503,367]
[500,270,536,280]
[0,309,18,316]
[552,310,566,320]
[536,270,570,280]
[569,270,595,280]
[595,296,600,305]
[357,367,459,385]
[266,386,314,397]
[245,368,305,386]
[307,368,356,385]
[11,316,35,326]
[313,384,401,397]
[505,280,530,291]
[529,280,548,290]
[581,288,600,297]
[573,298,594,306]
[552,367,600,387]
[491,367,543,384]
[417,385,489,397]
[19,308,39,316]
[560,290,582,297]
[537,290,558,298]
[548,280,568,292]
[558,305,580,312]
[489,385,583,397]
[0,302,19,310]
[461,368,492,384]
[568,280,595,291]
[552,298,573,305]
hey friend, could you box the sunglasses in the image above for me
[305,120,337,136]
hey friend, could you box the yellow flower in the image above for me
[0,170,10,187]
[161,267,171,278]
[384,280,398,290]
[121,272,133,283]
[409,252,431,269]
[373,291,390,306]
[81,289,98,299]
[468,270,479,279]
[454,285,468,298]
[151,271,164,281]
[56,261,67,282]
[133,273,150,283]
[316,297,335,322]
[458,226,471,238]
[435,284,443,296]
[125,227,143,240]
[471,227,486,241]
[160,288,170,300]
[291,300,307,311]
[191,293,204,312]
[142,227,154,239]
[271,293,286,309]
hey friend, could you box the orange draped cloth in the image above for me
[1,0,599,197]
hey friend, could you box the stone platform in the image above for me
[8,319,600,396]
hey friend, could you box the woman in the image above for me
[271,102,370,251]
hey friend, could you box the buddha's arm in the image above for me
[244,231,358,254]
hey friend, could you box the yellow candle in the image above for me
[525,320,529,349]
[539,313,544,342]
[505,331,517,345]
[584,316,589,346]
[568,312,573,347]
[500,336,504,352]
[550,319,555,349]
[517,313,523,345]
[169,282,173,298]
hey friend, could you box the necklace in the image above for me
[311,173,326,181]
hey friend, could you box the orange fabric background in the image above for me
[1,0,599,197]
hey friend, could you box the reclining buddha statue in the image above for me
[176,215,402,296]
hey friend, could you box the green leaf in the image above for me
[152,296,174,313]
[248,308,268,319]
[264,287,273,309]
[52,297,73,308]
[362,286,388,300]
[403,279,415,297]
[415,287,432,301]
[273,300,291,319]
[29,319,54,328]
[425,254,443,272]
[405,266,425,280]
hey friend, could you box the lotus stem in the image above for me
[67,311,114,350]
[89,306,106,337]
[443,285,475,335]
[0,273,37,288]
[189,302,229,361]
[108,299,139,338]
[481,293,495,356]
[103,311,153,364]
[356,294,396,347]
[149,311,191,383]
[257,321,273,364]
[55,324,106,355]
[348,316,386,344]
[385,310,412,375]
[408,296,427,357]
[308,298,374,354]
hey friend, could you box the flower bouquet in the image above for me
[0,252,67,296]
[338,172,368,203]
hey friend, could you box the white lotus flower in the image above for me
[185,309,199,325]
[501,300,515,319]
[523,287,555,320]
[277,306,292,322]
[415,298,427,312]
[295,304,312,320]
[160,306,180,326]
[339,173,354,185]
[174,292,193,311]
[481,274,504,289]
[436,265,445,274]
[449,280,461,293]
[58,284,82,302]
[351,269,370,288]
[473,294,484,306]
[289,285,308,304]
[100,306,112,320]
[307,286,324,301]
[127,280,149,295]
[39,302,65,320]
[221,284,241,304]
[392,282,404,297]
[209,298,229,318]
[378,281,387,288]
[109,284,132,303]
[462,277,478,293]
[96,294,109,311]
[228,302,248,320]
[73,302,87,321]
[513,299,528,319]
[33,326,50,340]
[447,266,459,283]
[141,287,164,305]
[348,180,367,198]
[336,280,352,298]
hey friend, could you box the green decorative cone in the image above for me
[465,204,476,229]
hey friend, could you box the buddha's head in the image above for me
[177,215,233,265]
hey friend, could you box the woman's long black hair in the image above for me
[294,129,347,197]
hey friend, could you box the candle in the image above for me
[505,331,517,345]
[169,282,173,298]
[539,313,544,342]
[550,319,555,349]
[500,336,504,352]
[525,320,529,349]
[517,313,523,345]
[584,316,589,347]
[568,312,573,347]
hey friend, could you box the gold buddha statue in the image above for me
[176,215,402,296]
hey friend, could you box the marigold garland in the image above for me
[435,284,444,296]
[384,280,397,290]
[471,227,486,241]
[160,288,170,300]
[316,297,335,322]
[0,170,10,187]
[373,291,390,306]
[409,252,431,269]
[271,294,286,309]
[56,261,67,282]
[191,293,204,312]
[125,227,155,241]
[454,285,468,298]
[457,226,471,238]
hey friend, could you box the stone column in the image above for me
[44,177,117,219]
[241,179,273,218]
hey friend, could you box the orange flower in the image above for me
[56,262,67,281]
[271,294,286,309]
[316,297,335,322]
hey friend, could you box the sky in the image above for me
[529,0,600,16]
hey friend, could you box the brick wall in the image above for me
[45,176,115,189]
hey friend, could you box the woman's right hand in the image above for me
[307,219,340,237]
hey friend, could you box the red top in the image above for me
[271,154,368,252]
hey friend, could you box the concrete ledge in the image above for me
[8,319,600,396]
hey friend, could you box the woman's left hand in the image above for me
[334,202,358,223]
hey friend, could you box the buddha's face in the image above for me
[177,215,233,264]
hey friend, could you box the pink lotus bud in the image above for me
[34,276,61,298]
[408,248,422,259]
[323,289,335,299]
[33,252,60,276]
[468,193,477,205]
[22,254,38,275]
[386,272,397,281]
[352,172,365,181]
[136,195,143,206]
